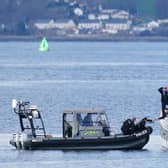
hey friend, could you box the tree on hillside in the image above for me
[15,21,29,35]
[100,0,137,15]
[156,0,168,18]
[124,0,137,15]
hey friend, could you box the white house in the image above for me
[34,19,76,30]
[102,29,118,34]
[132,21,159,34]
[132,26,147,33]
[104,19,132,32]
[158,19,168,24]
[34,19,53,29]
[97,14,110,20]
[78,20,102,30]
[147,21,159,30]
[88,14,96,20]
[111,10,130,19]
[101,9,118,14]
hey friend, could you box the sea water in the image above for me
[0,42,168,167]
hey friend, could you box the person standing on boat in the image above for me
[158,86,168,117]
[83,113,93,126]
[158,105,168,119]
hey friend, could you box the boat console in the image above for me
[63,109,111,138]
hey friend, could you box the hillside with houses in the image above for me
[1,0,168,39]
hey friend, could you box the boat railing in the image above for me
[12,99,47,138]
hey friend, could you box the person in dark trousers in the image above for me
[121,117,152,135]
[121,117,136,135]
[158,86,168,117]
[134,117,149,131]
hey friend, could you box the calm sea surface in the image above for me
[0,42,168,167]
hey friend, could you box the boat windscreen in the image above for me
[77,113,108,127]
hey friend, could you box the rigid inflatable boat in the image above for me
[10,100,152,150]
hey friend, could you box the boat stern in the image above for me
[9,133,31,149]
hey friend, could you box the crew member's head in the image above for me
[132,117,136,122]
[163,86,168,92]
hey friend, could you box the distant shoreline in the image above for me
[1,35,168,42]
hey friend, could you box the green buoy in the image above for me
[39,37,49,52]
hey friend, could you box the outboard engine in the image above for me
[11,133,29,149]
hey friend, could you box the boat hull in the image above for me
[10,127,152,150]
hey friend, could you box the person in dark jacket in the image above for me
[121,117,136,135]
[134,117,149,132]
[121,117,152,135]
[83,113,93,126]
[158,105,168,120]
[158,86,168,117]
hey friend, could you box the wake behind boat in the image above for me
[10,100,152,150]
